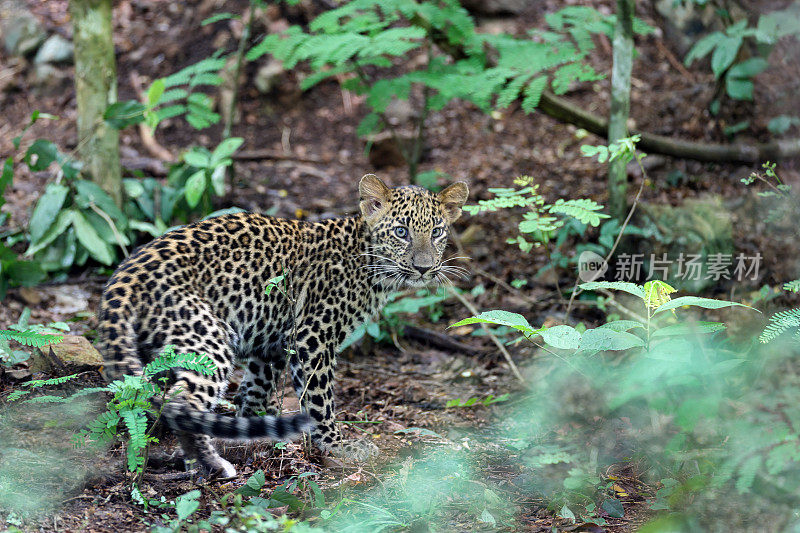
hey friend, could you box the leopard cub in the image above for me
[97,175,468,476]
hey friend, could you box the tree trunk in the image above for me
[70,0,122,206]
[608,0,634,220]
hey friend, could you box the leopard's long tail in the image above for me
[162,404,313,440]
[97,300,313,441]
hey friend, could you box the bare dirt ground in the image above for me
[1,0,799,531]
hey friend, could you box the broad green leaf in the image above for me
[479,509,496,526]
[184,170,206,208]
[268,489,303,511]
[24,139,58,170]
[653,296,755,315]
[74,180,126,224]
[725,76,753,100]
[580,327,645,352]
[103,100,147,129]
[29,183,69,243]
[123,179,145,198]
[579,281,645,299]
[201,12,240,26]
[711,36,742,77]
[684,32,723,65]
[236,470,266,497]
[25,209,74,256]
[5,259,46,286]
[602,498,624,518]
[146,79,166,107]
[539,325,581,350]
[128,219,162,237]
[599,320,645,332]
[450,310,538,334]
[0,157,12,203]
[645,338,692,362]
[711,358,745,373]
[72,211,114,265]
[210,165,226,196]
[175,490,201,522]
[210,137,244,166]
[184,148,210,168]
[651,322,727,337]
[727,57,768,79]
[85,209,130,247]
[768,115,797,135]
[203,207,246,219]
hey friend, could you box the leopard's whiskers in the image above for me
[441,255,471,263]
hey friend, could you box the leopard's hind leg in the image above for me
[143,295,239,477]
[235,347,288,417]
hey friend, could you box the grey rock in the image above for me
[34,34,74,65]
[2,12,46,56]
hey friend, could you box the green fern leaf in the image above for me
[0,329,63,347]
[760,308,800,343]
[735,455,761,494]
[548,198,610,227]
[143,346,216,378]
[496,73,533,109]
[120,408,149,472]
[783,280,800,293]
[521,76,548,113]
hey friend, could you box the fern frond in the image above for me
[521,76,548,113]
[783,280,800,293]
[496,73,533,109]
[121,408,149,472]
[759,308,800,343]
[22,373,80,388]
[7,389,31,401]
[22,395,70,404]
[548,198,610,227]
[0,329,63,347]
[143,346,216,378]
[735,455,761,494]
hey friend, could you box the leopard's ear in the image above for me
[359,174,391,224]
[437,181,469,223]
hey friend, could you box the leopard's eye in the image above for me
[431,227,444,238]
[394,226,408,239]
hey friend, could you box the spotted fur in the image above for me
[96,175,469,476]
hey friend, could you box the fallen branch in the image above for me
[450,289,526,384]
[403,324,484,355]
[128,71,176,163]
[539,91,800,164]
[232,149,331,164]
[418,15,800,165]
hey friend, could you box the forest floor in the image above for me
[1,0,799,531]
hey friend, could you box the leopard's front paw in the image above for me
[328,439,380,462]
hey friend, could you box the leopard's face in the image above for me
[359,176,469,288]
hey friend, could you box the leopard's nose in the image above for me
[413,264,432,275]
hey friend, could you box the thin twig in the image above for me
[89,203,129,257]
[654,38,694,81]
[222,6,253,141]
[128,71,175,162]
[565,155,647,320]
[450,289,525,384]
